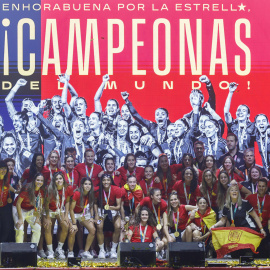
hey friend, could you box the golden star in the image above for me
[238,3,246,11]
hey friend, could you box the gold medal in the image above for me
[81,216,85,221]
[104,204,110,210]
[156,224,162,230]
[7,198,12,204]
[174,231,180,237]
[231,223,235,227]
[33,211,39,217]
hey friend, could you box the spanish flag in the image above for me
[187,207,216,230]
[124,184,143,207]
[212,227,264,258]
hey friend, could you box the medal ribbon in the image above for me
[140,224,148,242]
[173,208,179,232]
[257,194,265,220]
[152,202,161,225]
[66,170,74,187]
[35,191,41,212]
[128,192,134,214]
[0,181,4,205]
[230,203,238,226]
[184,183,191,204]
[56,187,65,214]
[103,187,111,207]
[252,183,258,194]
[85,164,94,179]
[49,167,57,181]
[83,197,89,216]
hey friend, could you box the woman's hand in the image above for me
[168,234,174,243]
[261,229,267,238]
[43,217,52,229]
[154,177,161,183]
[98,171,104,178]
[69,224,78,233]
[15,219,23,229]
[193,235,202,241]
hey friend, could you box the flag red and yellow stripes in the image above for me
[211,227,263,258]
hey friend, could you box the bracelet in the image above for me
[260,227,263,231]
[72,223,77,225]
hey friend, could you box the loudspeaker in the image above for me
[68,257,82,267]
[168,242,205,267]
[117,242,156,266]
[0,243,37,267]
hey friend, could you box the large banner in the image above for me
[0,0,269,176]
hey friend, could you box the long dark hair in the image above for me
[200,169,216,198]
[123,153,136,170]
[78,177,94,208]
[182,167,198,193]
[134,206,156,227]
[47,171,68,200]
[167,192,180,227]
[29,153,44,181]
[181,153,194,168]
[98,174,116,212]
[156,154,173,186]
[222,156,235,179]
[26,173,45,206]
[202,155,217,173]
[0,160,9,186]
[217,171,230,210]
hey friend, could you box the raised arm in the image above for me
[60,74,72,118]
[121,91,152,130]
[5,79,27,118]
[224,82,238,124]
[199,75,215,111]
[94,74,110,112]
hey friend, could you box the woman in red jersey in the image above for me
[68,177,95,259]
[74,149,103,189]
[13,173,45,244]
[95,174,121,259]
[43,171,73,259]
[127,206,164,252]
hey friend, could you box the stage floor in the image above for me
[1,258,270,269]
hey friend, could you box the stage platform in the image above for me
[2,258,270,269]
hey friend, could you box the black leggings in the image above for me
[0,204,13,242]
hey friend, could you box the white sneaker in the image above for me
[47,250,54,259]
[78,249,84,258]
[98,249,106,259]
[38,250,47,258]
[110,250,117,259]
[90,250,98,258]
[68,251,74,258]
[55,248,66,259]
[37,254,41,259]
[81,251,93,259]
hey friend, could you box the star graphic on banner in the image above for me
[238,3,246,11]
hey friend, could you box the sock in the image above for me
[47,244,53,252]
[99,244,105,251]
[111,242,118,252]
[58,242,64,249]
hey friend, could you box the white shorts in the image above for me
[170,230,185,239]
[69,212,93,223]
[12,206,37,229]
[97,208,120,219]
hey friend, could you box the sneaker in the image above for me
[68,251,74,258]
[81,251,93,259]
[38,250,47,259]
[98,249,106,259]
[90,250,98,258]
[110,250,117,259]
[78,249,84,258]
[37,254,41,259]
[47,250,54,259]
[105,251,110,258]
[55,248,66,259]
